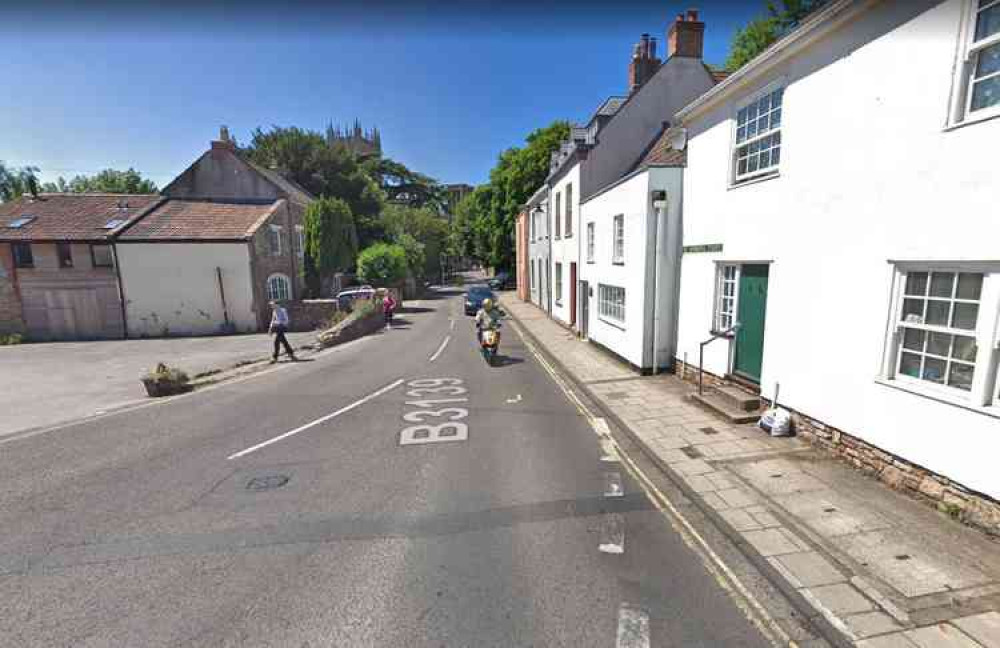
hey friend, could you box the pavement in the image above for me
[499,291,1000,648]
[0,329,315,438]
[0,284,801,646]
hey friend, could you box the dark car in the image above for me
[464,285,495,315]
[487,271,511,290]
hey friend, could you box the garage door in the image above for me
[22,289,104,340]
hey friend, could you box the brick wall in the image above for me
[672,357,1000,535]
[284,299,340,332]
[0,244,25,336]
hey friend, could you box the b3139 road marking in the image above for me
[400,378,469,445]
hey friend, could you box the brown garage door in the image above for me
[23,289,104,340]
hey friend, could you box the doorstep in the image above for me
[498,293,1000,648]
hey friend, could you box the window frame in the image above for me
[294,224,305,261]
[11,242,34,268]
[612,214,624,265]
[564,183,573,238]
[555,262,563,306]
[881,262,1000,412]
[57,242,74,268]
[266,272,292,302]
[714,264,740,333]
[953,0,1000,125]
[730,83,785,186]
[597,283,626,327]
[90,243,114,269]
[554,192,562,240]
[586,222,595,263]
[268,224,284,257]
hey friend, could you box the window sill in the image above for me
[874,377,1000,420]
[709,329,736,339]
[944,109,1000,131]
[612,261,624,266]
[728,171,780,191]
[598,316,626,331]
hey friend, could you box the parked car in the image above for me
[464,285,495,315]
[487,271,511,290]
[336,285,375,310]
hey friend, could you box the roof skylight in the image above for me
[7,216,35,229]
[103,219,127,229]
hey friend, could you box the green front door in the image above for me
[734,264,769,382]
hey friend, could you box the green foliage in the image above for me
[451,120,569,271]
[381,204,450,280]
[42,168,158,194]
[303,196,359,294]
[395,232,426,280]
[0,333,24,345]
[725,0,829,71]
[0,161,40,202]
[356,242,408,287]
[361,156,444,212]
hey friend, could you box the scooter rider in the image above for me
[475,298,502,344]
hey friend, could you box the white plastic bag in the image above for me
[759,407,793,437]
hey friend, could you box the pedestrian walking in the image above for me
[269,300,296,363]
[382,292,397,329]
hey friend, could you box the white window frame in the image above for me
[295,224,305,261]
[598,284,626,326]
[612,214,624,265]
[269,224,284,257]
[881,262,1000,414]
[565,183,573,238]
[951,0,1000,125]
[266,272,292,302]
[714,264,740,332]
[554,192,562,240]
[730,83,784,185]
[586,222,595,263]
[555,262,563,306]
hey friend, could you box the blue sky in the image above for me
[2,1,762,189]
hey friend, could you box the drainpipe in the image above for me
[111,242,129,339]
[651,190,668,374]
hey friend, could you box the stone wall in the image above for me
[0,244,25,336]
[672,358,1000,536]
[249,200,303,329]
[285,299,340,332]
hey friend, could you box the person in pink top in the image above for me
[382,292,397,328]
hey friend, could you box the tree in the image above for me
[725,0,829,71]
[41,168,158,194]
[360,156,444,212]
[0,161,39,202]
[395,233,426,281]
[356,242,408,288]
[450,120,568,271]
[303,196,359,296]
[242,126,386,248]
[381,204,450,280]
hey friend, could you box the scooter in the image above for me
[480,325,501,365]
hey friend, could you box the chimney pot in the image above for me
[687,9,699,21]
[668,7,705,59]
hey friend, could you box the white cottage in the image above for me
[673,0,1000,506]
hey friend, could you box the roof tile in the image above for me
[0,194,161,241]
[119,199,280,241]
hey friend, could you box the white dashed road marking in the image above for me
[227,379,404,460]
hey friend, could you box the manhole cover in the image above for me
[699,427,719,435]
[770,473,783,478]
[895,554,911,561]
[246,474,290,491]
[823,507,838,513]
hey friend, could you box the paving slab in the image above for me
[905,625,982,647]
[843,611,903,639]
[858,634,919,647]
[771,551,847,588]
[806,583,876,616]
[743,528,810,557]
[953,612,1000,648]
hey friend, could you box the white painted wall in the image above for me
[549,163,581,326]
[580,167,683,369]
[676,0,1000,497]
[118,243,257,337]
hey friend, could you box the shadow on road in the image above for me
[491,355,524,367]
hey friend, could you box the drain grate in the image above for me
[894,554,911,561]
[699,427,719,436]
[770,473,784,478]
[823,507,838,513]
[246,474,290,491]
[680,446,703,459]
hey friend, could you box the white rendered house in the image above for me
[673,0,1000,501]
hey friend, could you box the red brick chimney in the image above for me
[667,8,705,59]
[628,33,662,94]
[211,125,236,151]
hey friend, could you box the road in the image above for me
[0,286,775,647]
